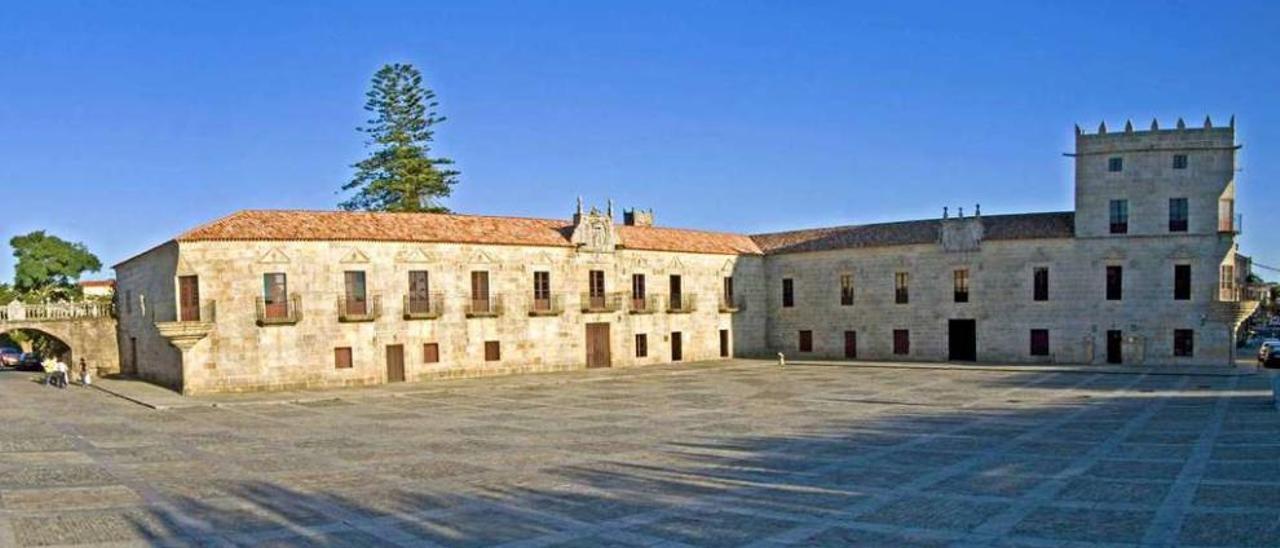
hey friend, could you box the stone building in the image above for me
[115,118,1257,394]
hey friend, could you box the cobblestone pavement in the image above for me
[0,362,1277,547]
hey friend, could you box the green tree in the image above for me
[11,231,102,302]
[0,283,14,305]
[340,63,459,212]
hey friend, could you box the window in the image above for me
[471,271,490,309]
[953,269,969,303]
[1106,266,1123,301]
[1109,199,1129,234]
[840,274,854,306]
[1030,329,1050,356]
[894,272,909,304]
[1173,154,1188,170]
[1218,199,1235,232]
[1033,267,1049,301]
[408,270,431,314]
[631,273,646,310]
[1174,329,1194,357]
[344,271,367,315]
[587,269,607,310]
[669,275,683,310]
[723,277,734,306]
[798,330,813,352]
[635,334,648,358]
[423,343,439,363]
[484,341,501,361]
[893,329,910,355]
[334,347,353,369]
[1108,157,1123,172]
[263,273,288,319]
[178,275,200,322]
[1169,198,1188,232]
[1174,265,1191,301]
[1220,264,1236,300]
[533,271,551,311]
[782,278,794,308]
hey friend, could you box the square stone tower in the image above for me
[1073,117,1238,238]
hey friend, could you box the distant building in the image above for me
[79,279,115,299]
[115,118,1257,394]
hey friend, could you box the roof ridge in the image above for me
[750,210,1074,238]
[230,208,573,224]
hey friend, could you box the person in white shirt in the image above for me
[53,359,68,389]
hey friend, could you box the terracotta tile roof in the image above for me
[175,210,762,255]
[751,212,1075,254]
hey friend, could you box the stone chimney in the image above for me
[623,208,654,227]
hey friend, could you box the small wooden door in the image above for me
[178,275,200,321]
[585,323,611,368]
[671,331,683,361]
[1106,330,1123,364]
[844,331,858,359]
[386,344,405,383]
[719,329,729,357]
[471,271,490,312]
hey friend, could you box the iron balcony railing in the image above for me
[403,293,444,320]
[528,294,565,316]
[256,294,302,326]
[628,294,659,314]
[581,292,623,313]
[337,294,381,322]
[719,294,744,313]
[466,294,504,318]
[666,293,697,313]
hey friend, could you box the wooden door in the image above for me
[844,330,857,359]
[671,331,683,361]
[585,323,611,368]
[1106,330,1123,364]
[719,329,729,357]
[471,271,490,313]
[178,275,200,321]
[386,344,405,383]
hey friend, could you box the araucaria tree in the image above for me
[340,63,459,212]
[10,231,102,302]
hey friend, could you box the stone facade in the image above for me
[115,119,1255,394]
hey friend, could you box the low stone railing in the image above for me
[0,301,115,322]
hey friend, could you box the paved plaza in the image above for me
[0,360,1277,547]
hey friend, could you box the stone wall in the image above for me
[114,242,183,389]
[142,240,764,394]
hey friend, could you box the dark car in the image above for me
[1265,348,1280,369]
[17,353,44,371]
[0,347,22,367]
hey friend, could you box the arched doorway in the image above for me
[0,328,73,369]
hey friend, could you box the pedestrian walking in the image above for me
[79,358,92,387]
[54,358,69,389]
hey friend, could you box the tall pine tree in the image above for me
[340,63,458,212]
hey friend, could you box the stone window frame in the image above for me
[635,334,648,358]
[484,341,501,362]
[1106,264,1124,301]
[1172,154,1188,170]
[894,272,909,305]
[1108,156,1124,172]
[782,278,795,308]
[423,343,440,364]
[1109,199,1129,234]
[953,269,970,303]
[1168,197,1189,233]
[839,273,855,306]
[1032,266,1050,302]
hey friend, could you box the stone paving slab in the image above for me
[1,360,1277,547]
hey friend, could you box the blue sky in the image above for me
[1,1,1277,282]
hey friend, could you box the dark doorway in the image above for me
[178,275,200,321]
[948,319,977,361]
[844,331,858,359]
[127,337,138,375]
[671,332,683,361]
[386,344,405,383]
[719,329,729,358]
[586,323,611,368]
[1106,330,1123,364]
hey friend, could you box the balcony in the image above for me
[628,294,659,314]
[337,294,381,322]
[667,293,697,314]
[155,300,216,351]
[1218,214,1243,235]
[718,294,744,313]
[581,292,623,313]
[403,293,444,320]
[1212,285,1260,328]
[256,295,302,326]
[466,294,504,318]
[528,294,565,316]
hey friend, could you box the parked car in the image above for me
[1264,347,1280,369]
[1259,339,1280,364]
[17,352,44,371]
[0,347,22,367]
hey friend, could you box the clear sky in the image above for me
[1,1,1276,282]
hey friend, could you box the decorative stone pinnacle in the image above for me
[1124,120,1133,133]
[1150,118,1159,131]
[1176,117,1186,130]
[1098,121,1107,134]
[1204,115,1213,129]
